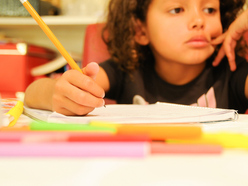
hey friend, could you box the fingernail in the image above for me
[102,92,105,98]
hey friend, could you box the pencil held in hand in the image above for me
[20,0,82,73]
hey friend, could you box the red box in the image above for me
[0,42,57,97]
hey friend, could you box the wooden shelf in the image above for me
[0,16,103,26]
[0,15,105,54]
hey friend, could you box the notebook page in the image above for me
[24,102,238,124]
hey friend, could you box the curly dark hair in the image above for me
[102,0,247,73]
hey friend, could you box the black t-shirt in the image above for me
[100,56,248,113]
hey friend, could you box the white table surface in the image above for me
[0,115,248,186]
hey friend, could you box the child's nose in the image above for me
[188,12,205,30]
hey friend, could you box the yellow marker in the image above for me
[90,121,122,128]
[19,0,82,73]
[167,132,248,149]
[5,101,24,127]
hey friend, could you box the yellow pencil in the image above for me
[20,0,82,73]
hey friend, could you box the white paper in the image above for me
[24,102,238,124]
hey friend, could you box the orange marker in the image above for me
[90,121,202,140]
[117,125,202,140]
[20,0,82,73]
[151,142,222,154]
[0,126,30,132]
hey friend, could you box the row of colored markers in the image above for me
[0,120,247,157]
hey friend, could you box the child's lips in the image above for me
[186,36,210,48]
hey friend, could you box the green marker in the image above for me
[30,121,116,133]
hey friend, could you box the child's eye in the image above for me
[203,8,216,14]
[169,8,184,14]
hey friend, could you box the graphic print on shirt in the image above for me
[191,87,217,108]
[132,87,217,107]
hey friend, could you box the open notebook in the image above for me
[23,102,238,124]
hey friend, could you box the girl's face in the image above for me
[138,0,222,66]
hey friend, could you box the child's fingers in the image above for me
[82,62,100,80]
[212,44,237,71]
[63,84,105,108]
[52,79,104,115]
[52,67,105,115]
[227,57,237,71]
[63,70,105,99]
[212,34,237,71]
[55,75,105,106]
[211,32,227,45]
[53,94,102,116]
[224,38,237,71]
[212,45,225,67]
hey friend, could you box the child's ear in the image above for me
[134,19,149,45]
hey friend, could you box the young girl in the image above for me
[24,0,248,116]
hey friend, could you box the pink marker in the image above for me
[0,142,149,157]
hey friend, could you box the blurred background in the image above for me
[0,0,109,98]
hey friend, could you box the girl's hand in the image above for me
[212,9,248,71]
[52,62,105,116]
